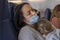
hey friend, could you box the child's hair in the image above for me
[37,17,55,35]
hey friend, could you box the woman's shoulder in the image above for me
[18,25,34,38]
[20,25,30,31]
[19,25,33,34]
[18,26,35,40]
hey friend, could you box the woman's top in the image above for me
[18,25,44,40]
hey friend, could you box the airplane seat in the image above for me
[2,19,17,40]
[8,2,19,36]
[44,8,51,21]
[8,2,16,20]
[2,2,18,40]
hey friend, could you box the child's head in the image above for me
[37,18,54,35]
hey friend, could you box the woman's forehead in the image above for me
[22,4,32,11]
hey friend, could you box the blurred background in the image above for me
[8,0,60,17]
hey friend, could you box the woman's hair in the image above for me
[50,4,60,20]
[14,3,30,31]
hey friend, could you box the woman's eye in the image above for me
[32,9,34,11]
[26,11,31,16]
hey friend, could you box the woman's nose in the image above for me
[30,11,36,16]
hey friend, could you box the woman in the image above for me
[14,3,44,40]
[46,4,60,40]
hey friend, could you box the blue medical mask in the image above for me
[28,14,39,24]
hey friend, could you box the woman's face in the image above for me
[51,10,60,29]
[51,17,60,29]
[21,4,37,24]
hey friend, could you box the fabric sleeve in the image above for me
[18,27,36,40]
[46,33,54,40]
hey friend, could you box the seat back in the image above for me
[44,8,51,21]
[1,1,17,40]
